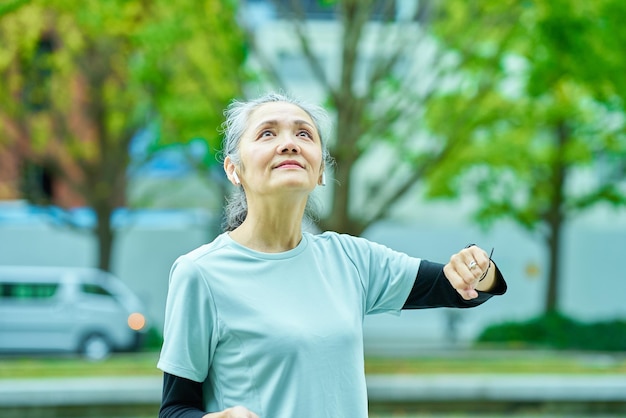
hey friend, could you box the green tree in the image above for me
[0,0,245,271]
[246,0,502,235]
[425,0,626,314]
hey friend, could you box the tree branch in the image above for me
[280,0,339,101]
[243,26,287,90]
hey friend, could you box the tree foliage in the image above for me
[0,0,245,271]
[425,0,626,313]
[247,0,496,235]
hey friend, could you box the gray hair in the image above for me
[219,92,334,232]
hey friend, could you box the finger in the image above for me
[443,263,478,299]
[464,255,482,280]
[466,246,490,271]
[458,286,479,300]
[227,406,259,418]
[448,268,478,300]
[467,259,478,271]
[443,262,465,289]
[451,252,479,285]
[462,248,491,281]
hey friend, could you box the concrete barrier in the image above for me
[1,374,626,407]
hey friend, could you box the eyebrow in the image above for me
[254,119,315,131]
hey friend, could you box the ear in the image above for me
[224,156,241,186]
[318,166,326,186]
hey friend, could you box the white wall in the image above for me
[2,200,624,356]
[0,206,214,333]
[360,203,626,354]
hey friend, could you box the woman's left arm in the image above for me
[403,245,506,310]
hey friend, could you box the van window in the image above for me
[0,282,59,300]
[81,283,113,297]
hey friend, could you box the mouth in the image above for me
[274,160,304,169]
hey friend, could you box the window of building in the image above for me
[20,161,54,205]
[22,33,57,112]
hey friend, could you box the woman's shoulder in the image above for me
[177,232,232,263]
[169,233,235,285]
[307,230,373,251]
[307,231,407,258]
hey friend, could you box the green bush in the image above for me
[141,326,164,351]
[476,312,626,351]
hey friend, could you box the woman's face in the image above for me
[226,101,324,196]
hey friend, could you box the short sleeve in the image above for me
[157,256,218,383]
[333,234,421,316]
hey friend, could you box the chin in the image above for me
[275,179,316,191]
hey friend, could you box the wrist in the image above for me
[476,261,496,292]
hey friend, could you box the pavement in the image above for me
[1,374,626,407]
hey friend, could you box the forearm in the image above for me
[160,405,206,418]
[402,260,470,309]
[160,373,258,418]
[159,373,206,418]
[403,259,506,309]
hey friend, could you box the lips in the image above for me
[275,160,304,169]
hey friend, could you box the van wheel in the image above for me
[81,333,112,361]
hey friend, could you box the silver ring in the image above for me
[468,260,477,270]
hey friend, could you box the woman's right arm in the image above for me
[159,372,206,418]
[159,373,258,418]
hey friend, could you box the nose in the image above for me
[277,135,301,154]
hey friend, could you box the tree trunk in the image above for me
[544,121,568,314]
[545,211,562,314]
[94,203,115,272]
[320,0,369,236]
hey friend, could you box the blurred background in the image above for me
[1,0,625,417]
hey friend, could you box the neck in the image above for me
[229,196,308,253]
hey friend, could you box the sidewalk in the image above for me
[1,374,626,407]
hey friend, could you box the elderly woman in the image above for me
[157,92,507,418]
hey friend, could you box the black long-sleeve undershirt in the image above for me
[159,260,507,418]
[159,373,205,418]
[402,259,507,309]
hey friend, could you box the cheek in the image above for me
[312,149,324,169]
[240,146,270,171]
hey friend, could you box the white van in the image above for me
[0,266,148,360]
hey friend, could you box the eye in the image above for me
[259,130,274,139]
[297,130,312,139]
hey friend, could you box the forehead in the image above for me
[247,101,316,129]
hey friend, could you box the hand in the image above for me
[443,245,492,300]
[225,406,259,418]
[204,406,259,418]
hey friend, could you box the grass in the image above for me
[2,348,626,379]
[364,349,626,375]
[0,351,162,379]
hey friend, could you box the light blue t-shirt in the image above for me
[157,231,421,418]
